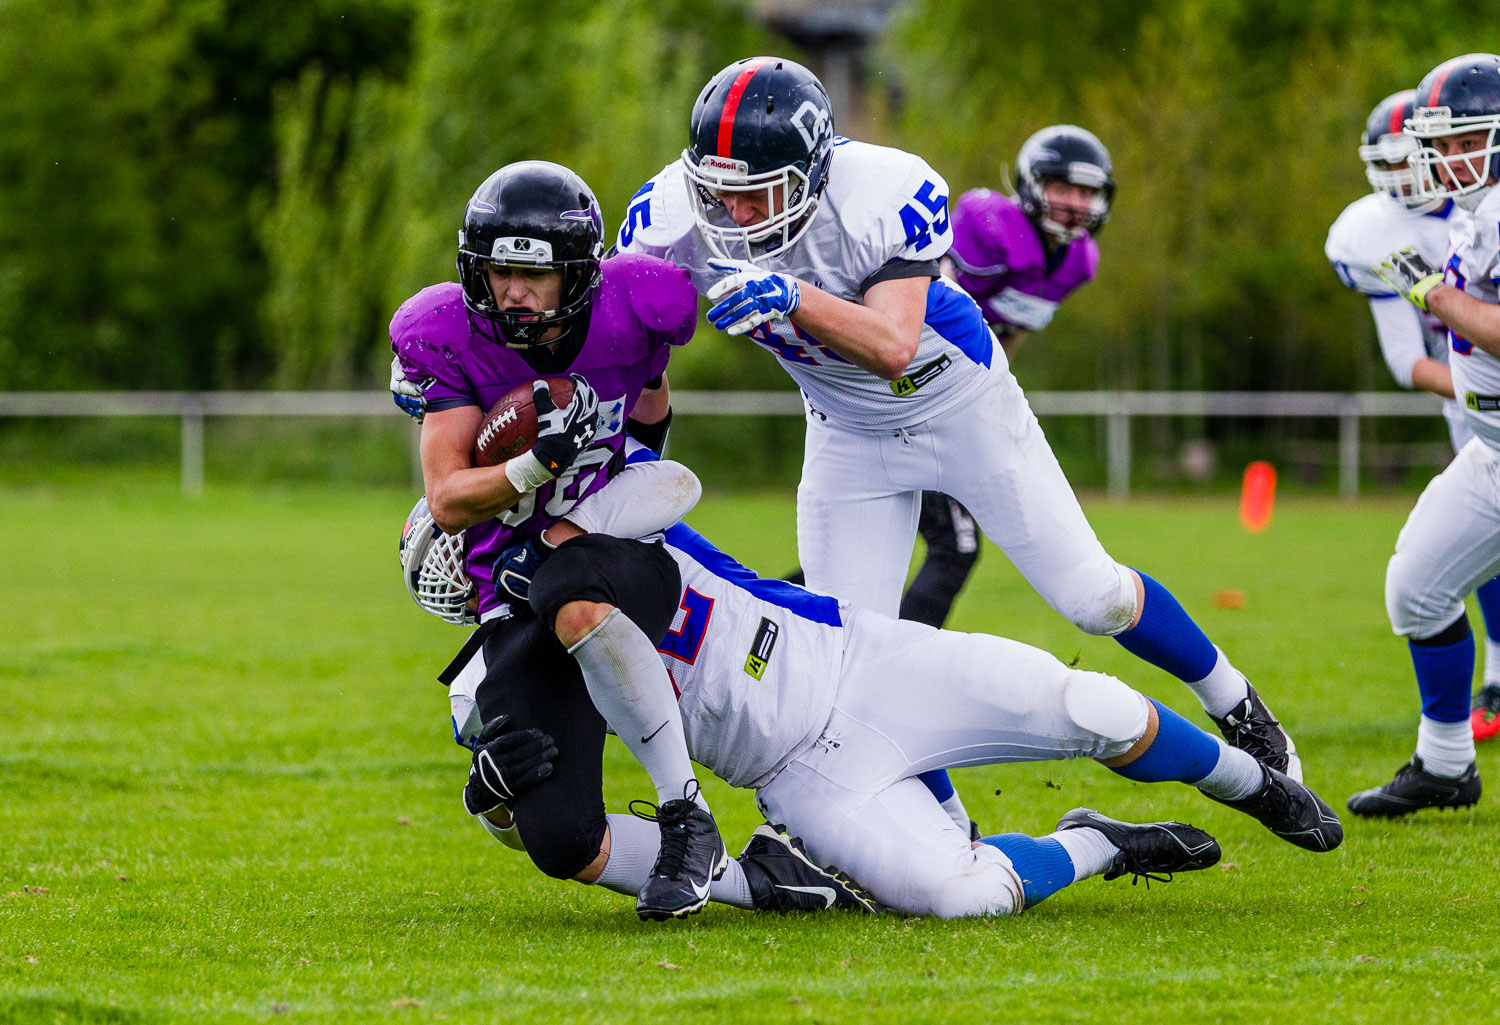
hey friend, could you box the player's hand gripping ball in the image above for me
[706,259,801,336]
[1374,248,1445,311]
[462,714,559,816]
[473,374,599,476]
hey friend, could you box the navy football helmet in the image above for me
[1359,90,1440,212]
[683,56,835,260]
[456,161,604,371]
[1407,54,1500,211]
[1014,125,1115,242]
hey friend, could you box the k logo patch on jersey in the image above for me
[744,617,779,680]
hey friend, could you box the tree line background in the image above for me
[0,0,1487,486]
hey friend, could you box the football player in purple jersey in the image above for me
[388,160,729,921]
[902,125,1114,629]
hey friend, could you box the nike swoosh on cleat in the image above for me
[640,721,669,744]
[775,885,836,908]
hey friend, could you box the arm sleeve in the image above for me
[565,459,702,539]
[1367,296,1427,388]
[859,258,940,295]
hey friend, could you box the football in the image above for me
[472,376,576,467]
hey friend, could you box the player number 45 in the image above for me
[898,180,949,253]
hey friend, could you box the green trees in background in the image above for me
[885,0,1478,392]
[0,0,1487,397]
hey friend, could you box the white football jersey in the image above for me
[1325,193,1456,363]
[1443,186,1500,452]
[618,139,996,429]
[658,523,845,789]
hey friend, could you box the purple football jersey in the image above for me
[948,189,1098,334]
[390,253,696,615]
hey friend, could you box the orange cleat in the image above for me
[1473,684,1500,742]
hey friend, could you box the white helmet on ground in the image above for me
[400,496,476,625]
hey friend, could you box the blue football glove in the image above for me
[493,533,559,604]
[462,714,558,816]
[390,356,432,423]
[706,259,801,336]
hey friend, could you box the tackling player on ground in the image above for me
[1325,89,1500,743]
[616,57,1303,835]
[1363,53,1500,814]
[901,125,1113,628]
[388,160,727,919]
[408,452,1343,919]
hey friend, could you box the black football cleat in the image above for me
[1202,764,1342,851]
[633,788,728,922]
[1211,684,1302,781]
[1346,756,1482,818]
[738,824,882,913]
[1056,808,1221,884]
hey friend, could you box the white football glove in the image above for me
[706,259,802,336]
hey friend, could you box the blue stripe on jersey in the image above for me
[925,278,994,368]
[1425,199,1455,220]
[663,522,843,627]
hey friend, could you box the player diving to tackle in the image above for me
[1364,53,1500,814]
[388,159,733,919]
[900,125,1115,628]
[1325,88,1500,743]
[615,56,1303,837]
[407,455,1343,919]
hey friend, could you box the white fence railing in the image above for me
[0,389,1446,499]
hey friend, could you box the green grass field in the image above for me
[1,476,1493,1024]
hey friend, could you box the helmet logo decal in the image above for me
[561,204,604,235]
[468,199,497,215]
[791,100,830,151]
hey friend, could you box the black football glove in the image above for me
[494,533,559,603]
[462,715,559,817]
[530,375,601,478]
[1374,248,1445,311]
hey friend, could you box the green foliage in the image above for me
[885,1,1485,394]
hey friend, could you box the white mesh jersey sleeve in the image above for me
[658,523,845,789]
[1446,187,1500,451]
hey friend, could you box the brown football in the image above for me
[473,376,576,467]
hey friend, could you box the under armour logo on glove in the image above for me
[706,259,802,336]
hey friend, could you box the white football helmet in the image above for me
[400,496,476,625]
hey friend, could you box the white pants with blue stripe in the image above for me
[795,367,1137,634]
[754,610,1146,917]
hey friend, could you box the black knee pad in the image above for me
[515,804,609,880]
[528,534,683,644]
[1414,613,1473,647]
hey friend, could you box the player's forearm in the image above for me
[1409,358,1456,399]
[1427,286,1500,358]
[791,285,919,380]
[425,465,527,532]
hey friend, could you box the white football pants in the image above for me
[796,366,1136,632]
[1387,437,1500,638]
[754,610,1148,918]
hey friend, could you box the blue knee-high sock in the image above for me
[917,769,955,803]
[1411,617,1475,724]
[1110,698,1222,784]
[1114,571,1219,683]
[979,834,1075,907]
[1475,576,1500,642]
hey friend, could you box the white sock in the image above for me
[1184,648,1251,718]
[1193,739,1265,801]
[1049,828,1115,882]
[592,814,753,908]
[1486,637,1500,686]
[1415,715,1475,778]
[570,608,705,810]
[939,791,971,835]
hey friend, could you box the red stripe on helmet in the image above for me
[1388,102,1405,136]
[1427,63,1455,107]
[717,59,768,158]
